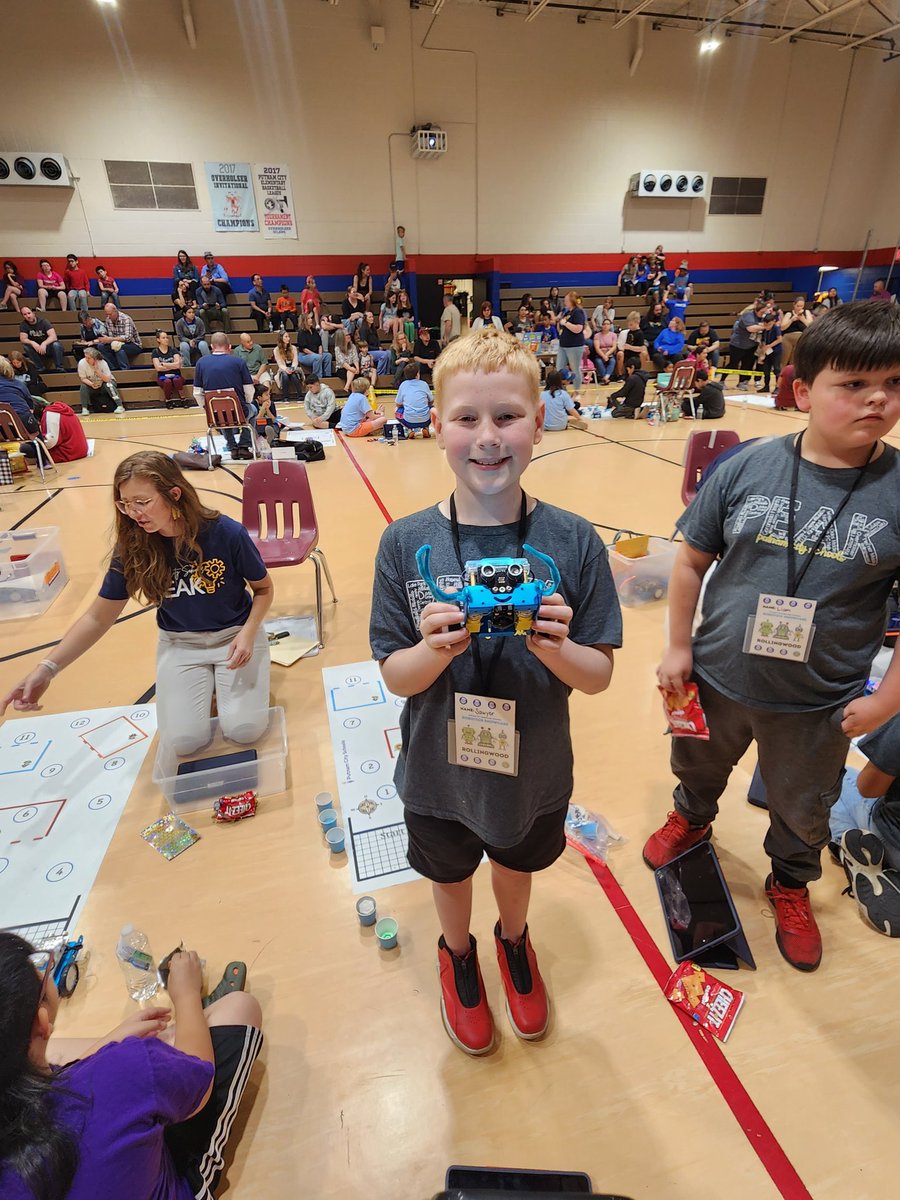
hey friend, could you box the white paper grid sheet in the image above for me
[0,706,158,938]
[321,662,419,893]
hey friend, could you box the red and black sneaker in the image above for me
[437,935,495,1055]
[765,873,822,972]
[642,810,712,869]
[494,921,549,1040]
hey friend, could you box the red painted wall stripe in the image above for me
[587,857,814,1200]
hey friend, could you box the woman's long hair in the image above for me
[0,933,80,1200]
[112,452,219,607]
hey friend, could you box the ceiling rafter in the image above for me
[770,0,875,40]
[612,0,658,27]
[839,13,900,41]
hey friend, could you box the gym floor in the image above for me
[2,395,896,1200]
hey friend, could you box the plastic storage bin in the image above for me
[0,527,68,620]
[153,706,288,814]
[608,536,678,607]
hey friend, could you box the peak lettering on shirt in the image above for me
[732,495,887,566]
[168,558,227,599]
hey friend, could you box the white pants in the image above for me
[156,625,270,757]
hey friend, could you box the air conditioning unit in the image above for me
[629,170,708,199]
[0,152,74,188]
[411,127,447,160]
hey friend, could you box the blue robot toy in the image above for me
[415,543,561,638]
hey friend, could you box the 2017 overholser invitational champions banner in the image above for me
[204,162,259,233]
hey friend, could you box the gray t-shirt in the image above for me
[858,717,900,861]
[369,501,622,846]
[679,435,900,711]
[729,310,762,350]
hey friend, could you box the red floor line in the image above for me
[337,432,394,524]
[587,858,813,1200]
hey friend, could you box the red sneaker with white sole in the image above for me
[494,922,549,1040]
[642,809,712,869]
[437,935,495,1055]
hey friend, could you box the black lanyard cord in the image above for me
[786,432,876,597]
[448,490,530,695]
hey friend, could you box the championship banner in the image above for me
[204,162,259,233]
[254,163,297,239]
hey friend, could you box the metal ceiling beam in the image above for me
[696,0,763,32]
[771,0,871,41]
[613,0,657,28]
[840,15,900,43]
[524,0,554,21]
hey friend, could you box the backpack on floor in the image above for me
[293,439,325,462]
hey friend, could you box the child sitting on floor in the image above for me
[395,363,433,436]
[338,377,387,438]
[540,370,588,432]
[303,374,341,429]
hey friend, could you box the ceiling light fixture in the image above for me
[699,38,722,52]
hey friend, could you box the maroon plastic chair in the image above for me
[0,402,57,481]
[204,389,257,466]
[241,458,337,646]
[681,429,741,505]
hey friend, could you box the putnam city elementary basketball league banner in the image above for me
[204,162,259,233]
[254,163,297,239]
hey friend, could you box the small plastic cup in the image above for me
[318,808,338,832]
[325,826,345,853]
[356,896,377,926]
[375,917,399,949]
[314,791,334,812]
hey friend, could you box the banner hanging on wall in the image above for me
[204,162,259,233]
[254,163,297,239]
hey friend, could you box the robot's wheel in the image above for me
[58,962,80,999]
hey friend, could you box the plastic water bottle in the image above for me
[116,924,159,1002]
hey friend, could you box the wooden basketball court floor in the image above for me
[2,394,897,1200]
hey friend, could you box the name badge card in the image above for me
[448,692,518,775]
[743,594,817,663]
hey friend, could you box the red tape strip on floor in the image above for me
[587,857,813,1200]
[337,432,394,524]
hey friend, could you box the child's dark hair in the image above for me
[94,264,105,273]
[794,301,900,384]
[306,373,320,385]
[280,283,289,290]
[0,932,81,1199]
[696,368,710,382]
[403,362,419,380]
[545,370,564,392]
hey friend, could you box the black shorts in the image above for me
[405,805,569,884]
[165,1023,263,1199]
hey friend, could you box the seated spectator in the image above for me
[95,264,119,307]
[870,278,896,303]
[7,349,46,398]
[202,251,234,300]
[652,318,686,371]
[519,293,536,314]
[342,287,366,333]
[615,311,649,378]
[18,307,65,372]
[440,294,461,347]
[35,259,67,311]
[682,368,725,420]
[338,377,386,438]
[541,369,588,432]
[273,331,304,400]
[152,330,189,409]
[413,326,439,384]
[617,256,638,296]
[686,320,720,368]
[380,293,401,338]
[0,355,39,434]
[664,284,689,324]
[831,715,900,877]
[333,329,360,391]
[641,300,667,350]
[535,311,558,344]
[176,305,211,365]
[72,311,116,369]
[247,273,273,332]
[774,362,797,409]
[592,319,618,382]
[591,298,616,330]
[352,262,373,306]
[383,265,402,299]
[755,311,783,392]
[607,360,648,419]
[318,306,343,353]
[355,340,379,391]
[39,398,90,461]
[471,299,503,332]
[395,362,433,435]
[633,257,651,296]
[253,380,284,446]
[297,314,333,378]
[359,311,393,375]
[545,286,563,317]
[819,286,842,310]
[171,250,199,296]
[64,254,91,314]
[196,276,231,333]
[78,347,124,414]
[274,284,298,332]
[236,331,274,389]
[512,305,534,334]
[304,374,341,429]
[396,290,416,342]
[392,330,414,387]
[171,276,195,321]
[2,260,23,312]
[0,934,262,1200]
[99,303,143,370]
[192,332,255,459]
[301,275,322,320]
